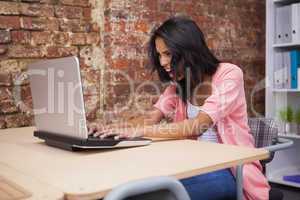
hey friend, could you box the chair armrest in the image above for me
[104,176,191,200]
[263,137,294,152]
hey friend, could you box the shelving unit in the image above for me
[266,0,300,188]
[274,0,300,4]
[273,42,300,48]
[272,88,300,92]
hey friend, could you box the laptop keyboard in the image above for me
[87,134,121,141]
[87,134,149,142]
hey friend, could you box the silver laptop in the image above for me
[28,56,151,150]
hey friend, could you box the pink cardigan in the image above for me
[154,63,270,200]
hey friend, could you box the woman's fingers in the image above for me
[99,133,118,139]
[88,123,97,135]
[95,128,131,139]
[88,125,137,139]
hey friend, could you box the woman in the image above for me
[89,16,270,200]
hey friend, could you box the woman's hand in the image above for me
[88,123,144,139]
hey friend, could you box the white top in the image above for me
[187,102,219,143]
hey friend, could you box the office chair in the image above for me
[104,176,191,200]
[248,117,294,200]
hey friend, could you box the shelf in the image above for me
[278,133,300,139]
[267,166,300,188]
[272,89,300,92]
[273,42,300,48]
[273,0,300,5]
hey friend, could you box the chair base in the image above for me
[269,188,284,200]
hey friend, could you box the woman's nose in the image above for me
[160,58,170,71]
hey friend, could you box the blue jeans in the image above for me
[180,169,236,200]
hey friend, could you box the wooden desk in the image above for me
[0,127,269,200]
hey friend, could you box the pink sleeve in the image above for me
[201,67,244,124]
[153,85,178,119]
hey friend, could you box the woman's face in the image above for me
[155,37,184,81]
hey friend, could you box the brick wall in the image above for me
[0,0,102,128]
[0,0,265,129]
[103,0,266,122]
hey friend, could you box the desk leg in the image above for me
[236,165,243,200]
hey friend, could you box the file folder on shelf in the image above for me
[283,5,292,43]
[283,51,291,89]
[274,52,285,89]
[298,68,300,89]
[275,6,284,44]
[275,5,292,44]
[291,3,300,43]
[290,50,300,89]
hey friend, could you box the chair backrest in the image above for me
[104,176,191,200]
[248,118,279,148]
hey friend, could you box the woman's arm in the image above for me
[126,108,165,127]
[142,111,213,139]
[97,111,213,139]
[89,107,164,135]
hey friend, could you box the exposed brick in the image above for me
[134,20,149,33]
[158,1,172,13]
[22,0,41,2]
[0,45,8,55]
[44,18,60,31]
[111,58,140,69]
[21,17,46,30]
[17,84,33,114]
[52,32,70,45]
[105,68,135,84]
[4,59,34,86]
[0,87,12,101]
[0,59,19,71]
[91,22,100,32]
[8,45,43,58]
[18,59,36,70]
[82,7,91,19]
[31,31,52,45]
[11,70,30,86]
[45,46,78,58]
[60,0,90,7]
[86,32,100,45]
[0,59,31,86]
[55,5,83,19]
[0,73,12,86]
[20,18,58,32]
[11,31,31,44]
[0,100,18,114]
[59,19,91,32]
[0,30,11,44]
[84,94,100,121]
[79,46,92,67]
[0,116,6,129]
[5,113,34,128]
[0,0,266,127]
[0,16,20,29]
[81,69,100,96]
[70,33,86,45]
[20,3,54,17]
[40,0,57,4]
[0,1,20,15]
[108,34,142,47]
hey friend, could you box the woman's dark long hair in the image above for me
[148,16,220,102]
